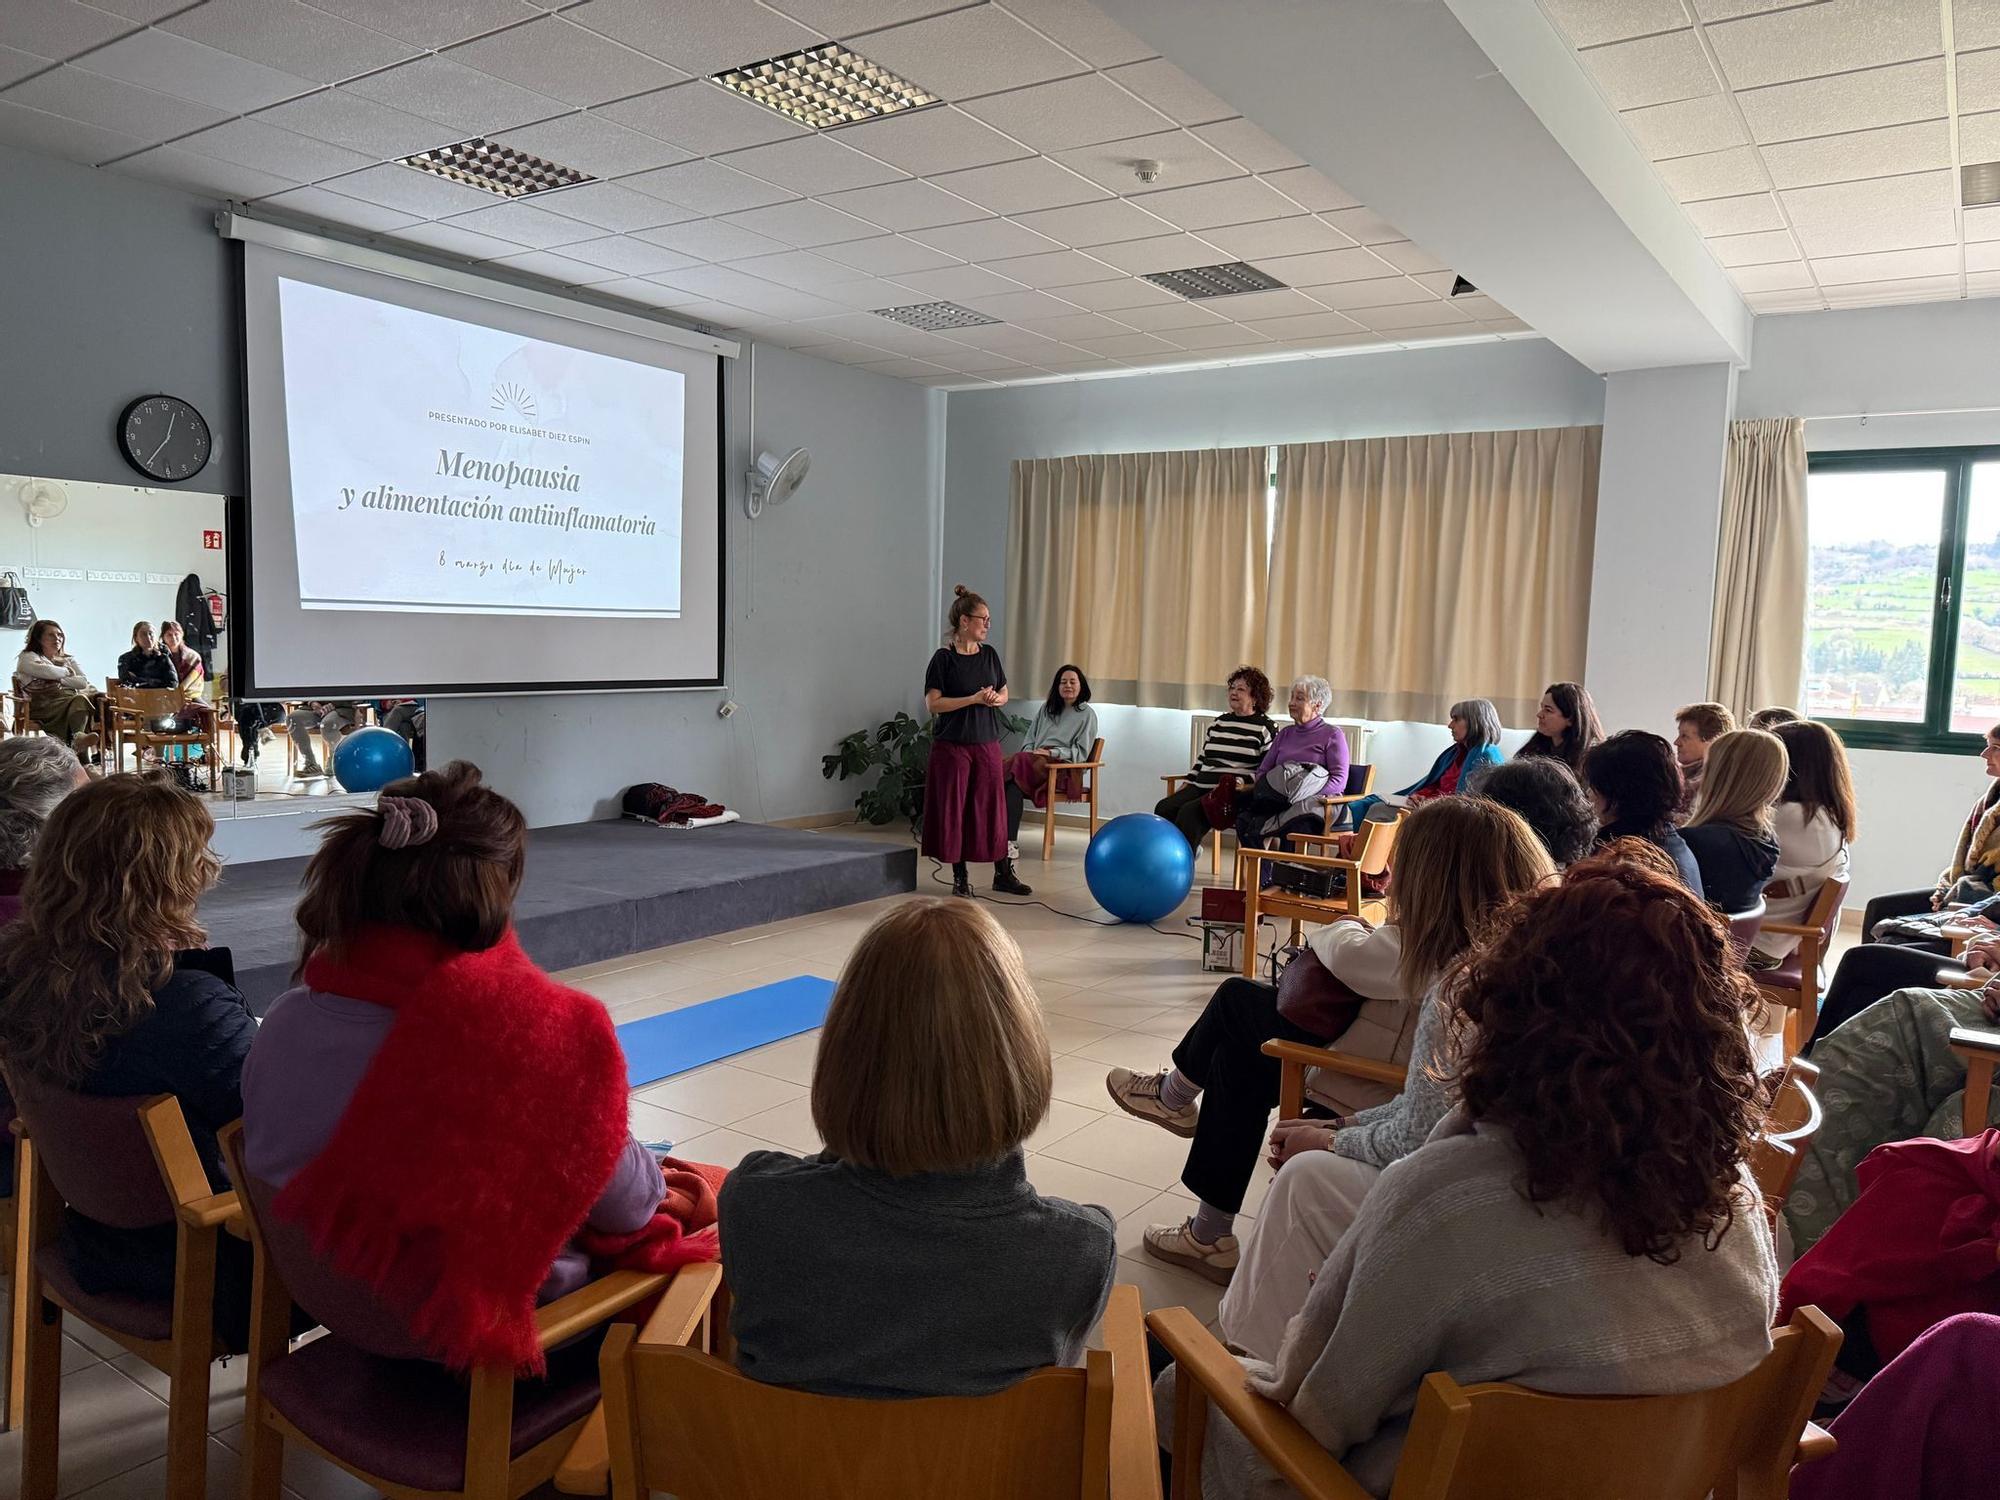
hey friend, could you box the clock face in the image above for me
[119,395,212,483]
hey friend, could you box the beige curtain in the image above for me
[1709,417,1808,719]
[1265,427,1601,727]
[1006,448,1268,710]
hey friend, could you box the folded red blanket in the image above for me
[578,1156,728,1274]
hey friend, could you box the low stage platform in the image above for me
[202,819,917,1011]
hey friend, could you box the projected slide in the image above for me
[276,277,685,618]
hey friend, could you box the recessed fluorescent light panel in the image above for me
[874,302,999,332]
[1142,262,1287,300]
[399,137,593,198]
[1964,161,2000,208]
[715,43,939,130]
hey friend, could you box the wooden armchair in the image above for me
[102,681,219,781]
[1036,737,1106,861]
[597,1272,1160,1500]
[1263,1038,1407,1122]
[1748,1056,1823,1221]
[1161,772,1227,877]
[1949,1026,2000,1135]
[7,1075,242,1500]
[1318,763,1376,833]
[1235,817,1401,978]
[1148,1303,1840,1500]
[1752,876,1850,1058]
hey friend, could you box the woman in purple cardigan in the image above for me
[1235,674,1350,852]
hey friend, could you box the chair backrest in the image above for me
[1748,1058,1822,1214]
[1725,900,1766,963]
[3,1066,177,1229]
[106,682,182,718]
[1354,811,1399,878]
[1342,763,1375,798]
[1086,737,1104,765]
[219,1125,434,1361]
[1389,1307,1840,1500]
[614,1340,1113,1500]
[1804,875,1850,947]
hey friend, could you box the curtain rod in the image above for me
[1802,405,2000,422]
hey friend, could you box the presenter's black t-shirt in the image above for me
[924,645,1006,745]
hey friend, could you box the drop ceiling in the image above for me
[1541,0,2000,315]
[0,0,1526,389]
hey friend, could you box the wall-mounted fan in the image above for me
[18,479,68,528]
[746,446,810,519]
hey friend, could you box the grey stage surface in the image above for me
[203,820,917,1011]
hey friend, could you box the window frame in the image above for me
[1805,445,1992,755]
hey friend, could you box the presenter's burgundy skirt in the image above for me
[922,739,1005,864]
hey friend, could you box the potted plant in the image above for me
[824,709,1025,835]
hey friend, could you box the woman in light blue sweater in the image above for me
[1001,664,1099,878]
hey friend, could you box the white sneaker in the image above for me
[1143,1219,1239,1284]
[1105,1067,1198,1137]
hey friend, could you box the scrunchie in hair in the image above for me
[378,795,439,851]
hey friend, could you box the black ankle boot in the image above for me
[950,862,972,897]
[992,859,1032,896]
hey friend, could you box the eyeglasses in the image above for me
[966,613,991,623]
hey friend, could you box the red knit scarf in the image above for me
[274,926,630,1373]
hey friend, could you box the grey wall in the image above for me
[0,144,939,831]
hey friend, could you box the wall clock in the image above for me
[119,395,212,483]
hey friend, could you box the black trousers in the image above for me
[1808,941,1964,1053]
[1005,780,1025,841]
[1171,977,1323,1215]
[1155,784,1212,849]
[1861,887,1938,940]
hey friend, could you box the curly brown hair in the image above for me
[1443,846,1762,1263]
[1227,665,1273,715]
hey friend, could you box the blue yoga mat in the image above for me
[616,974,836,1089]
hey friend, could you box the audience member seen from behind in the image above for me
[1155,666,1278,850]
[1172,851,1779,1499]
[1470,756,1598,869]
[1514,681,1602,776]
[1345,698,1504,827]
[721,897,1115,1398]
[1211,803,1557,1358]
[14,618,100,752]
[1236,674,1348,853]
[999,663,1098,885]
[1580,729,1701,890]
[1672,701,1736,822]
[1853,724,2000,939]
[1681,728,1786,916]
[922,586,1028,899]
[1748,705,1802,732]
[240,761,666,1369]
[1749,719,1855,969]
[0,774,256,1342]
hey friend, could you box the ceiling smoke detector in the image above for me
[1132,158,1163,184]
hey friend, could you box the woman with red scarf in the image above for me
[240,761,710,1371]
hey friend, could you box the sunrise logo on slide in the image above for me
[490,380,537,419]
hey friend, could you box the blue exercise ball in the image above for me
[1085,813,1196,924]
[332,725,414,794]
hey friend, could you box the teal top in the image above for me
[1023,703,1098,762]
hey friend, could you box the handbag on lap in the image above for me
[1273,947,1365,1041]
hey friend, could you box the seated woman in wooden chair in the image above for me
[13,619,100,755]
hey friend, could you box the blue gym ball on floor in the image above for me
[332,725,414,794]
[1085,813,1195,924]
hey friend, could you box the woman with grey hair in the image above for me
[1349,698,1506,828]
[1235,674,1350,853]
[0,736,84,922]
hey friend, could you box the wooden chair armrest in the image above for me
[554,1407,609,1495]
[1102,1286,1162,1500]
[176,1191,241,1232]
[1147,1307,1371,1500]
[1238,847,1354,874]
[535,1269,670,1351]
[1949,1025,2000,1057]
[1162,774,1185,786]
[1757,921,1819,939]
[1318,793,1366,806]
[1261,1038,1408,1088]
[1057,758,1104,772]
[1940,970,1989,990]
[634,1260,725,1349]
[1286,832,1345,851]
[1795,1420,1837,1465]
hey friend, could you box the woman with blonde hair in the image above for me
[1108,797,1554,1287]
[1682,727,1787,914]
[720,897,1116,1398]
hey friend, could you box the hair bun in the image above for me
[378,795,439,851]
[953,583,969,597]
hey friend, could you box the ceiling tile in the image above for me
[856,8,1086,100]
[1240,309,1366,340]
[1817,275,1960,305]
[980,248,1122,287]
[1056,276,1177,310]
[961,73,1173,152]
[621,157,795,213]
[836,104,1032,176]
[391,218,543,260]
[1202,287,1327,321]
[1319,206,1405,245]
[1108,299,1226,331]
[560,234,699,275]
[0,48,47,90]
[721,133,907,194]
[1809,245,1961,284]
[1742,287,1828,311]
[442,198,601,247]
[444,16,684,107]
[906,216,1062,260]
[1736,59,1945,144]
[1964,0,2000,51]
[1133,176,1303,231]
[723,249,867,292]
[301,1,543,49]
[80,1,188,19]
[1965,204,2000,241]
[1967,240,2000,271]
[74,29,315,113]
[814,233,960,274]
[1353,299,1477,332]
[1054,129,1245,194]
[1539,0,1689,49]
[1201,215,1356,260]
[1683,190,1785,236]
[1725,260,1816,292]
[488,112,686,178]
[598,80,806,154]
[821,177,990,230]
[1,0,133,61]
[757,0,966,37]
[342,55,567,133]
[492,247,628,284]
[0,100,144,164]
[722,198,887,247]
[182,116,384,181]
[1086,232,1228,275]
[564,0,819,75]
[927,156,1105,215]
[1576,30,1718,110]
[634,217,789,259]
[1190,117,1302,173]
[1150,320,1260,349]
[257,185,418,232]
[1705,0,1940,92]
[1102,57,1234,126]
[1256,247,1405,287]
[1012,310,1132,340]
[2,64,228,143]
[110,144,297,199]
[159,0,415,87]
[1306,276,1439,310]
[1656,144,1769,199]
[1779,169,1956,258]
[1368,240,1451,274]
[1620,94,1748,159]
[705,279,849,320]
[538,179,700,231]
[1053,330,1175,358]
[966,294,1096,326]
[1963,109,2000,164]
[1012,197,1176,247]
[592,276,706,309]
[1708,227,1802,266]
[1257,165,1361,212]
[1960,47,2000,114]
[252,89,455,158]
[1759,118,1952,189]
[808,276,937,310]
[1693,0,1826,18]
[891,263,1032,301]
[990,0,1152,66]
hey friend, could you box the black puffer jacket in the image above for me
[117,646,177,689]
[1681,824,1781,916]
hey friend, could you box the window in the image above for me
[1806,447,2000,751]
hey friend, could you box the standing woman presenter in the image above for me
[923,586,1031,898]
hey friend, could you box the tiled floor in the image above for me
[0,818,1238,1499]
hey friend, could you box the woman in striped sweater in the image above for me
[1155,667,1279,850]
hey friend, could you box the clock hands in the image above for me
[148,410,178,466]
